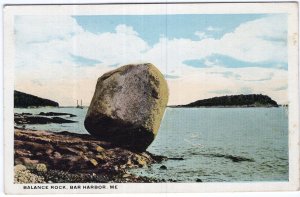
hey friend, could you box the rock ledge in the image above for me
[14,129,166,183]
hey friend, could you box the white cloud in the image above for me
[206,26,221,31]
[14,15,288,106]
[194,31,208,39]
[15,16,84,45]
[148,15,287,65]
[216,15,287,62]
[115,24,138,35]
[70,25,149,65]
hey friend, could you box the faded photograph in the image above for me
[4,4,298,194]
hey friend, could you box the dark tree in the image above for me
[175,94,278,108]
[14,90,59,108]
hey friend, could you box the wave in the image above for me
[199,153,255,163]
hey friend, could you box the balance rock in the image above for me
[84,63,168,152]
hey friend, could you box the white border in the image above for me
[3,2,299,194]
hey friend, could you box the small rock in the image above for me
[53,151,62,159]
[14,164,27,173]
[15,149,32,157]
[114,166,119,171]
[14,165,45,184]
[135,155,147,167]
[96,146,104,152]
[126,159,133,165]
[19,157,39,169]
[58,147,81,155]
[168,157,184,160]
[159,165,167,170]
[82,155,89,161]
[89,159,98,167]
[120,164,127,169]
[87,151,94,155]
[122,173,131,178]
[45,148,53,156]
[36,163,47,172]
[96,154,105,160]
[196,178,202,182]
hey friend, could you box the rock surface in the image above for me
[14,113,77,124]
[39,112,76,117]
[14,128,167,183]
[14,164,45,184]
[85,63,169,152]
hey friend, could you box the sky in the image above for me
[14,14,288,106]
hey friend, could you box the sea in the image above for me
[14,107,289,182]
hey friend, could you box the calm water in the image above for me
[14,107,288,182]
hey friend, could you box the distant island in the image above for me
[14,90,59,108]
[170,94,279,108]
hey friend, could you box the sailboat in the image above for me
[76,100,83,109]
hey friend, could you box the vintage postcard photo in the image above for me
[3,2,299,194]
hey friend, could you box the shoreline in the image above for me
[14,106,288,110]
[167,105,287,108]
[14,128,171,183]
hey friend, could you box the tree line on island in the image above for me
[171,94,279,108]
[14,90,279,108]
[14,90,59,108]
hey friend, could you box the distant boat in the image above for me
[76,100,83,109]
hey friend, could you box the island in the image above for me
[171,94,279,108]
[14,90,59,108]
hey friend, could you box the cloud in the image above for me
[208,89,232,94]
[15,16,83,45]
[209,71,241,79]
[69,24,149,65]
[273,85,288,91]
[242,72,274,81]
[164,74,180,79]
[184,54,287,69]
[239,87,253,94]
[70,54,102,67]
[206,26,221,32]
[194,31,209,39]
[14,15,288,105]
[115,24,138,35]
[15,17,152,105]
[216,15,287,63]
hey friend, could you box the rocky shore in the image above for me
[14,128,170,183]
[14,63,172,184]
[14,113,77,125]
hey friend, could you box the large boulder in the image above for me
[84,63,169,152]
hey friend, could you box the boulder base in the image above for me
[84,63,168,152]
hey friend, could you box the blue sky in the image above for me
[74,14,267,46]
[72,14,287,70]
[14,14,288,105]
[183,54,288,70]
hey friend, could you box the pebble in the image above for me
[159,165,167,170]
[36,163,47,172]
[14,165,45,184]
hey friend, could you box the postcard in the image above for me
[3,2,299,194]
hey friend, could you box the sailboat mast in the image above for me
[81,100,82,107]
[77,100,78,106]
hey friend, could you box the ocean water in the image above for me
[14,107,289,182]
